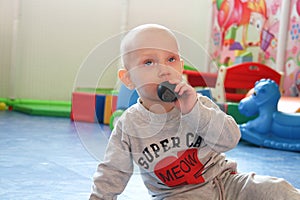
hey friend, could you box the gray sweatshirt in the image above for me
[90,94,241,200]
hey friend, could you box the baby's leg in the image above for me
[224,172,300,200]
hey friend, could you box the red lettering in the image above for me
[154,149,205,187]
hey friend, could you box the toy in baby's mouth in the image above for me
[157,81,179,102]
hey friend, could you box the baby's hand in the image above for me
[170,80,198,114]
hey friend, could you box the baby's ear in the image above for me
[180,59,184,73]
[118,69,135,90]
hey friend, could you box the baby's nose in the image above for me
[158,65,171,78]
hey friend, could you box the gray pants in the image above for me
[164,171,300,200]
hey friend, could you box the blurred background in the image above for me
[0,0,211,101]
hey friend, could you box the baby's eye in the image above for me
[144,60,154,66]
[168,57,176,62]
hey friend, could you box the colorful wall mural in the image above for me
[209,0,300,97]
[284,0,300,96]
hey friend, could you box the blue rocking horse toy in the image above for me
[238,79,300,152]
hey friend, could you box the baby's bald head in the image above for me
[120,24,179,69]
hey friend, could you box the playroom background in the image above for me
[0,0,299,122]
[0,0,211,115]
[208,0,300,97]
[1,1,300,199]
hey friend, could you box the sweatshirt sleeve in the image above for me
[90,120,133,200]
[182,95,241,152]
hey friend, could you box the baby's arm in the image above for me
[182,95,241,152]
[90,123,133,200]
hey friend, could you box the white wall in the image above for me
[0,0,211,101]
[0,0,14,99]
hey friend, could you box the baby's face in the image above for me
[127,48,182,81]
[123,28,183,102]
[126,48,183,103]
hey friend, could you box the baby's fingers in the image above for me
[174,82,189,96]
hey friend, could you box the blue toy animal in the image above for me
[238,79,300,152]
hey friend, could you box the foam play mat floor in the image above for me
[1,111,299,199]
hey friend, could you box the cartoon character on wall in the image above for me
[283,0,300,96]
[216,0,267,47]
[290,70,300,97]
[212,0,279,66]
[297,0,300,16]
